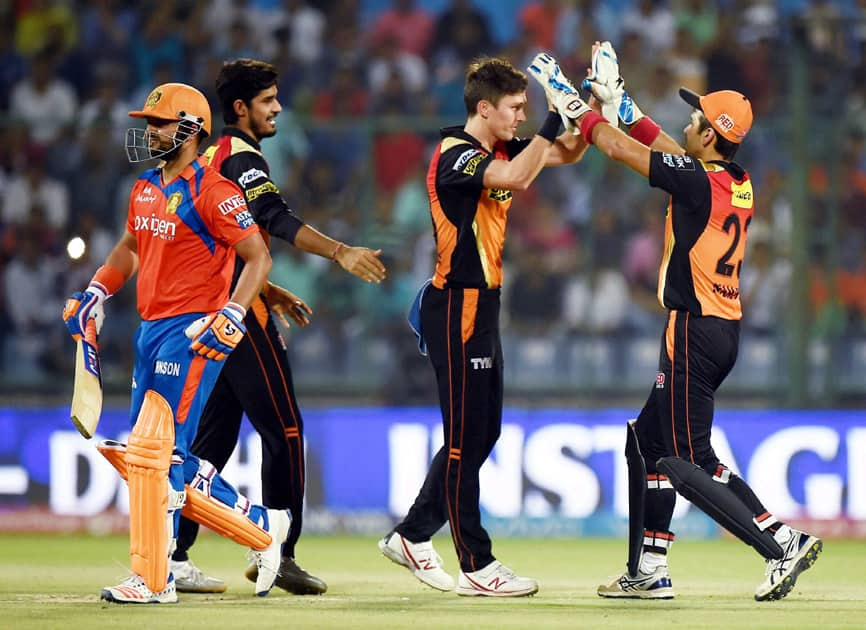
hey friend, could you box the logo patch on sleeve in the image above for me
[661,153,695,170]
[218,194,246,215]
[238,168,267,188]
[462,153,486,175]
[453,148,481,171]
[234,210,255,229]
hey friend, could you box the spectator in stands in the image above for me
[9,48,77,147]
[2,144,69,233]
[369,0,434,59]
[519,0,564,52]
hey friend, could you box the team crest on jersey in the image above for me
[145,89,162,109]
[489,188,511,202]
[166,192,182,215]
[655,372,665,389]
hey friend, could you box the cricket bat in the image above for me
[70,318,103,438]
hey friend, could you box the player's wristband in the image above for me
[331,241,345,262]
[578,111,607,145]
[90,264,125,297]
[224,301,247,321]
[629,116,662,147]
[536,111,562,143]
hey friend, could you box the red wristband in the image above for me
[331,242,344,262]
[629,116,662,146]
[90,264,125,296]
[578,111,607,145]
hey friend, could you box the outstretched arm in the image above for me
[293,224,387,284]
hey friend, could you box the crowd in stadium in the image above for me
[1,0,865,393]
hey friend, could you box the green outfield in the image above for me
[1,533,863,629]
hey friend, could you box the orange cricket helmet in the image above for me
[129,82,212,137]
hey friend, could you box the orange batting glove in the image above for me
[189,302,247,361]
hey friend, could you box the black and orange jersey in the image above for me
[649,152,754,320]
[203,127,304,246]
[427,126,530,290]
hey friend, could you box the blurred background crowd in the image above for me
[1,0,865,406]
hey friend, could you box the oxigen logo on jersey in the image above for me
[134,213,177,240]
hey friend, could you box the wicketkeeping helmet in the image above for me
[126,82,212,162]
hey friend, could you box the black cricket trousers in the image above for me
[397,286,503,573]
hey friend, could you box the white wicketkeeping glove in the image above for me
[527,52,584,134]
[581,41,644,126]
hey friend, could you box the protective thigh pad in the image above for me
[97,442,271,552]
[625,420,646,577]
[657,457,783,560]
[127,390,174,593]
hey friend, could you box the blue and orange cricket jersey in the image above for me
[126,156,259,321]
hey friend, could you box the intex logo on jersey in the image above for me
[655,372,665,389]
[238,168,266,188]
[662,153,695,171]
[135,185,157,204]
[218,194,246,216]
[134,213,177,240]
[470,356,493,370]
[154,360,181,377]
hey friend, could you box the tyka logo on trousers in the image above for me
[470,356,493,370]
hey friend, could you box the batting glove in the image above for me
[581,41,645,126]
[528,52,583,134]
[62,284,107,341]
[189,301,247,361]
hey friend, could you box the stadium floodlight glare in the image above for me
[67,236,86,260]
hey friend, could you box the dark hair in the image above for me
[216,59,278,124]
[463,57,528,116]
[697,112,739,161]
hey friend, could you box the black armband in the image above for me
[536,111,562,143]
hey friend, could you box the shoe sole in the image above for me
[378,538,454,592]
[597,587,675,600]
[455,585,538,597]
[100,589,178,604]
[755,537,823,602]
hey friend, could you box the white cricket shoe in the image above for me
[455,561,538,597]
[597,565,675,599]
[378,532,454,591]
[247,509,291,597]
[755,525,823,601]
[100,573,178,604]
[170,558,226,594]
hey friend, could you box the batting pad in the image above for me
[657,457,783,560]
[98,444,272,552]
[127,390,174,593]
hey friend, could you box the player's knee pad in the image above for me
[657,456,783,560]
[127,389,175,593]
